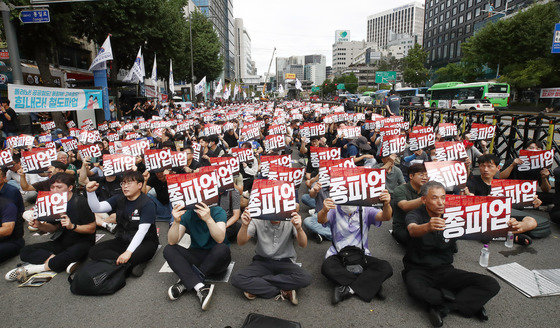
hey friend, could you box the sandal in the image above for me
[514,234,532,246]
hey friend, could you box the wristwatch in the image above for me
[72,224,77,230]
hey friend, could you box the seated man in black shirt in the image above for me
[183,146,201,173]
[404,181,500,327]
[86,171,159,277]
[143,169,172,222]
[0,198,23,263]
[5,173,96,282]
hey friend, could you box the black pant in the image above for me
[403,265,500,316]
[89,238,158,270]
[226,221,241,243]
[391,227,410,246]
[20,240,92,272]
[231,256,312,298]
[0,238,24,264]
[163,243,231,290]
[321,255,393,302]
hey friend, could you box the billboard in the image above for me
[285,73,296,80]
[335,30,350,43]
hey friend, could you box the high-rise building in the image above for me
[192,0,235,80]
[234,18,257,82]
[276,56,305,86]
[303,54,326,86]
[367,2,425,47]
[332,31,366,74]
[423,0,532,68]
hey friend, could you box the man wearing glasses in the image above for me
[86,171,159,277]
[183,146,201,173]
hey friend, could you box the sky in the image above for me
[233,0,419,76]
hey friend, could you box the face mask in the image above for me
[340,205,358,215]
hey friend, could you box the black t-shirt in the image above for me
[147,175,169,205]
[466,175,491,196]
[59,194,95,245]
[189,159,201,171]
[0,107,18,132]
[107,194,158,243]
[404,206,457,269]
[223,133,238,148]
[90,174,122,201]
[503,159,543,184]
[0,198,21,242]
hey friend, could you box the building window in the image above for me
[452,7,457,15]
[459,3,465,11]
[428,41,432,47]
[431,49,435,60]
[445,22,449,29]
[451,31,456,38]
[440,3,444,11]
[467,0,473,7]
[465,24,471,33]
[457,40,462,56]
[495,0,502,7]
[447,0,451,7]
[446,11,450,19]
[440,14,443,22]
[466,11,472,20]
[475,7,481,16]
[452,19,456,27]
[450,42,455,57]
[458,15,464,24]
[443,45,448,58]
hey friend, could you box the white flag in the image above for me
[223,84,231,100]
[233,84,239,99]
[124,47,145,83]
[251,91,255,97]
[151,54,157,81]
[195,76,206,95]
[295,78,303,91]
[243,91,247,99]
[214,79,223,98]
[169,59,175,95]
[89,35,113,71]
[278,84,284,94]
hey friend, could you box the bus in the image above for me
[427,82,510,108]
[373,89,390,106]
[394,87,429,98]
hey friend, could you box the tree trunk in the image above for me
[35,47,67,132]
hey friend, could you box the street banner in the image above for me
[66,120,76,129]
[40,121,55,131]
[230,147,255,163]
[203,123,222,137]
[239,126,260,142]
[260,154,292,178]
[192,143,201,162]
[198,164,234,193]
[167,172,219,209]
[469,123,496,141]
[434,141,468,162]
[21,148,57,173]
[412,126,434,134]
[121,139,150,157]
[443,195,511,240]
[0,149,13,168]
[6,134,34,149]
[300,123,327,138]
[209,156,240,175]
[33,191,67,223]
[490,179,537,209]
[264,134,286,153]
[337,126,361,140]
[78,144,102,159]
[518,149,554,171]
[60,138,78,152]
[310,146,341,168]
[144,149,173,172]
[247,179,297,221]
[381,134,407,157]
[8,84,103,113]
[78,130,101,145]
[170,151,188,169]
[425,161,468,190]
[379,127,400,137]
[328,167,386,206]
[268,124,287,135]
[268,164,305,188]
[318,158,355,188]
[438,123,458,138]
[409,132,436,151]
[102,154,135,176]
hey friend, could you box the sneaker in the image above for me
[14,267,29,283]
[282,290,298,305]
[105,223,117,234]
[274,293,286,301]
[66,262,79,274]
[131,263,147,277]
[27,225,38,232]
[196,284,215,310]
[314,232,324,244]
[243,291,257,300]
[5,268,19,281]
[168,281,187,301]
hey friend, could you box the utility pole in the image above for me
[188,7,195,102]
[0,1,23,84]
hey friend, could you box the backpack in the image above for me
[69,259,128,295]
[241,313,302,328]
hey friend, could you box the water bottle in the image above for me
[505,231,514,248]
[479,244,489,267]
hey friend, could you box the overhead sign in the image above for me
[375,71,397,83]
[336,83,345,90]
[335,30,350,43]
[8,84,103,113]
[552,23,560,54]
[285,73,296,80]
[19,9,50,24]
[311,86,320,92]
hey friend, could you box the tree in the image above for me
[402,44,429,86]
[434,62,484,83]
[376,56,401,72]
[187,11,223,83]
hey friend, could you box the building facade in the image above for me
[367,2,425,47]
[234,18,258,82]
[304,54,326,86]
[332,39,366,74]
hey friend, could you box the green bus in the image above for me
[427,82,510,108]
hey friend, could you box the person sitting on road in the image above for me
[374,153,405,195]
[5,173,96,282]
[302,179,332,243]
[231,210,312,305]
[0,197,23,264]
[86,171,159,277]
[163,203,231,310]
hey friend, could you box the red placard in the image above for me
[230,147,255,163]
[170,151,188,169]
[69,128,80,138]
[518,149,554,172]
[434,141,468,162]
[318,158,356,188]
[412,126,434,134]
[385,121,410,131]
[6,134,34,149]
[425,161,468,190]
[469,123,496,141]
[166,172,220,209]
[438,123,458,138]
[337,126,361,139]
[21,148,57,173]
[98,122,108,132]
[260,154,292,178]
[37,133,52,144]
[40,121,56,131]
[144,149,173,172]
[209,156,240,175]
[81,119,94,130]
[268,124,287,135]
[203,123,222,137]
[198,164,234,193]
[443,195,511,240]
[78,144,102,159]
[33,191,68,223]
[383,116,404,124]
[379,127,400,137]
[328,167,386,206]
[247,179,297,221]
[300,123,326,138]
[239,126,260,142]
[263,134,286,153]
[490,179,537,209]
[79,130,101,144]
[66,121,76,129]
[192,143,201,162]
[381,134,407,157]
[125,132,142,140]
[408,132,436,151]
[310,146,341,168]
[102,154,136,176]
[121,139,150,156]
[109,121,121,129]
[107,133,119,142]
[60,138,78,152]
[0,149,14,168]
[108,141,122,155]
[268,164,305,188]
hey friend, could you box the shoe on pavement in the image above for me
[243,291,257,300]
[131,263,147,277]
[197,284,215,310]
[281,290,298,305]
[14,267,29,283]
[428,307,444,327]
[27,225,38,232]
[66,262,79,274]
[476,306,489,321]
[168,281,187,301]
[332,285,352,305]
[5,268,19,282]
[314,232,324,244]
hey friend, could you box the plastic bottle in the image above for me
[479,244,489,267]
[505,231,514,248]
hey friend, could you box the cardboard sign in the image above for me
[239,126,260,142]
[318,158,356,188]
[268,124,287,135]
[443,195,511,240]
[379,127,401,137]
[209,156,240,175]
[144,149,173,172]
[40,121,55,131]
[518,149,554,172]
[98,122,109,132]
[170,151,188,169]
[310,147,341,169]
[247,179,297,221]
[260,154,292,178]
[33,192,67,223]
[203,123,222,137]
[21,148,57,173]
[409,132,436,151]
[490,179,537,209]
[268,164,305,188]
[230,147,255,163]
[425,161,468,190]
[0,149,14,168]
[79,130,101,144]
[337,126,361,140]
[381,134,407,157]
[438,123,458,138]
[66,121,76,129]
[167,172,220,209]
[412,126,434,134]
[121,139,150,157]
[107,133,119,142]
[300,123,326,138]
[102,154,135,176]
[434,141,468,162]
[263,134,286,153]
[60,138,78,152]
[469,123,496,141]
[198,164,234,193]
[6,134,34,149]
[78,144,102,159]
[328,167,386,206]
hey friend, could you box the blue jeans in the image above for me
[301,194,316,209]
[303,214,332,240]
[147,193,172,222]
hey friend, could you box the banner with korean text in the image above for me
[329,167,386,206]
[8,84,103,113]
[247,179,297,221]
[167,172,220,209]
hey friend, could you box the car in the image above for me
[400,96,426,108]
[358,96,372,104]
[452,99,494,111]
